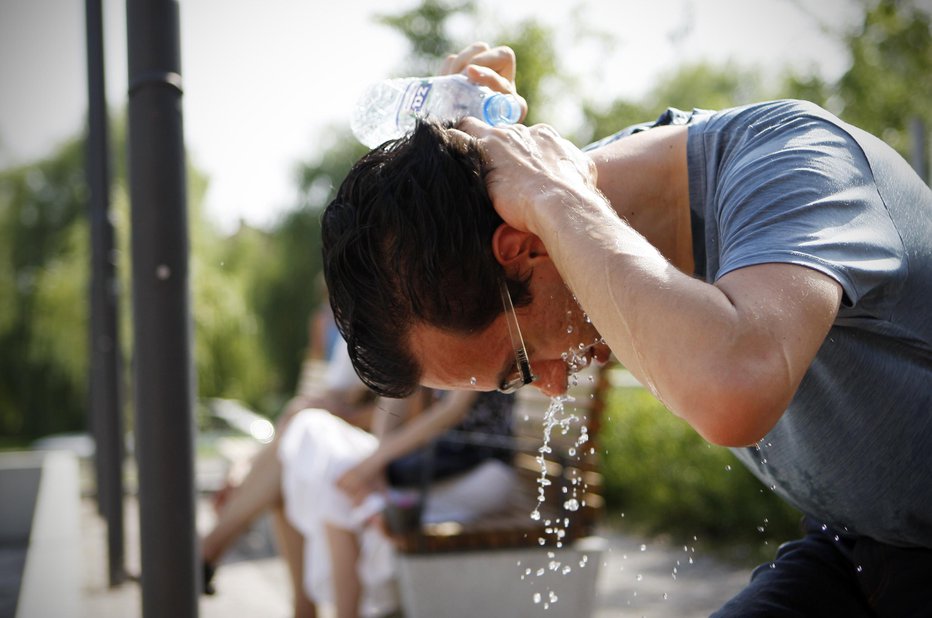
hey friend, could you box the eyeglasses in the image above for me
[497,278,537,394]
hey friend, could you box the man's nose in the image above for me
[531,360,568,397]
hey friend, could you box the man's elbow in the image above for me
[684,384,790,448]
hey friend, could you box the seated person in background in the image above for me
[200,340,517,618]
[282,388,517,618]
[209,335,375,515]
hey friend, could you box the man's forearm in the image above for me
[534,189,838,446]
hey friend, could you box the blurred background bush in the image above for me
[599,385,802,563]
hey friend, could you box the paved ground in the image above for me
[77,496,753,618]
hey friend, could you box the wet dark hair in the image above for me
[322,120,531,398]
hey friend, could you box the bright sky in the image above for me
[0,0,862,233]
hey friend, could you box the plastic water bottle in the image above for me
[351,73,522,148]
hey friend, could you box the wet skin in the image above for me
[408,259,612,397]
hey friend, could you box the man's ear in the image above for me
[491,224,549,269]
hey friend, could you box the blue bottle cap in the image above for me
[482,93,522,127]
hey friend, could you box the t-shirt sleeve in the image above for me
[706,107,907,310]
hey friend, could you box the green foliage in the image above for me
[580,61,769,145]
[0,118,288,440]
[376,0,478,77]
[835,0,932,158]
[0,138,89,438]
[599,387,802,558]
[498,22,559,127]
[241,128,369,410]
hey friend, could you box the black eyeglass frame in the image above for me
[497,278,537,394]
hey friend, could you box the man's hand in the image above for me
[456,119,603,237]
[336,456,385,506]
[440,42,528,122]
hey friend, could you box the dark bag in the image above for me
[386,439,504,488]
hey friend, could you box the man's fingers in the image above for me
[457,116,494,138]
[440,41,491,75]
[464,64,514,94]
[464,46,517,82]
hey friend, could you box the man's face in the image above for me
[408,262,611,397]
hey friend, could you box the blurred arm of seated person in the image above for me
[284,336,377,433]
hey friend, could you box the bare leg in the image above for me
[325,523,362,618]
[201,396,313,565]
[271,505,317,618]
[201,440,283,565]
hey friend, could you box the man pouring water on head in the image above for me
[321,42,932,615]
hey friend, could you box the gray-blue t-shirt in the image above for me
[593,100,932,548]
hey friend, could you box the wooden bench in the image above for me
[389,361,614,618]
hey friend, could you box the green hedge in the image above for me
[598,385,802,562]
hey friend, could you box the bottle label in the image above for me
[408,81,433,114]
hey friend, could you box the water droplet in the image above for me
[563,498,580,511]
[533,592,541,604]
[640,544,647,551]
[636,574,643,581]
[566,325,574,334]
[156,264,170,280]
[725,465,732,471]
[856,565,863,573]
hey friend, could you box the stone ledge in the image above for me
[0,450,81,618]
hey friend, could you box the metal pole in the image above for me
[125,0,198,615]
[910,116,929,186]
[85,0,127,588]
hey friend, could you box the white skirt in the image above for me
[279,408,518,617]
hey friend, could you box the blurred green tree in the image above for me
[376,0,478,77]
[0,139,88,441]
[835,0,931,165]
[580,61,767,145]
[0,119,280,442]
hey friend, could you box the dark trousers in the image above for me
[712,517,932,617]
